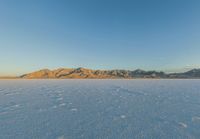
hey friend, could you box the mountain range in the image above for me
[14,67,200,79]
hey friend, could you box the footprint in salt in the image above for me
[58,93,63,96]
[71,108,78,112]
[56,97,63,101]
[38,108,46,112]
[178,122,187,128]
[59,103,66,107]
[6,104,21,111]
[57,135,65,139]
[5,92,21,96]
[14,104,20,108]
[0,111,8,115]
[192,116,200,122]
[120,115,126,119]
[52,105,57,109]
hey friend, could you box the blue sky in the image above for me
[0,0,200,75]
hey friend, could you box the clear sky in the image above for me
[0,0,200,76]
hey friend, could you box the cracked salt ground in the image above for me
[0,79,200,139]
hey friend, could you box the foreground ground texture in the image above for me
[0,79,200,139]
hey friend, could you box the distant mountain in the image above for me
[0,68,198,79]
[20,68,131,79]
[18,67,200,79]
[168,69,200,78]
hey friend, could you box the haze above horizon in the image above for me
[0,0,200,76]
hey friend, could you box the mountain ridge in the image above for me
[17,67,200,79]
